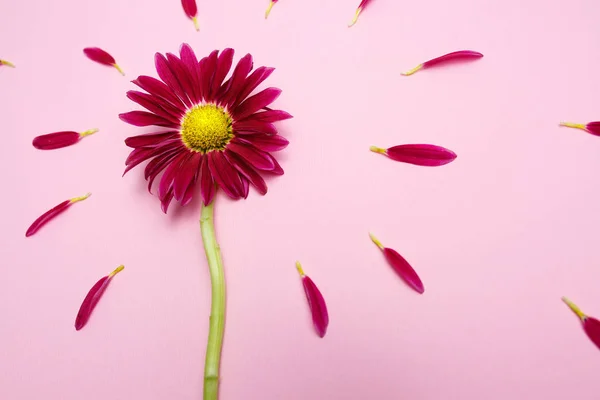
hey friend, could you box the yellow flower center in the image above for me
[181,104,233,153]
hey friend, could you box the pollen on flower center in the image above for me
[181,104,233,153]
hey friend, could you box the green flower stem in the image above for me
[200,200,226,400]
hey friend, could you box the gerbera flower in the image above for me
[120,44,291,213]
[120,44,291,400]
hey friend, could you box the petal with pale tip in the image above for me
[181,0,200,30]
[32,129,98,150]
[562,297,600,350]
[296,262,329,338]
[348,0,373,27]
[401,50,483,76]
[370,144,457,167]
[75,266,125,330]
[0,59,15,68]
[265,0,278,19]
[559,122,600,137]
[83,47,125,75]
[25,193,91,237]
[370,233,424,294]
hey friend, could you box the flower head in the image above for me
[121,44,291,212]
[559,121,600,137]
[75,265,124,330]
[562,297,600,350]
[296,261,329,338]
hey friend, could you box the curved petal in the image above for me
[174,152,202,201]
[166,53,197,105]
[126,91,182,124]
[233,87,282,120]
[155,53,192,108]
[239,109,292,123]
[233,120,278,135]
[211,48,234,99]
[133,76,186,112]
[219,54,253,107]
[228,141,274,171]
[125,131,179,148]
[239,134,288,152]
[232,66,274,109]
[199,155,215,205]
[119,111,179,128]
[179,44,201,104]
[207,151,243,199]
[225,150,267,195]
[159,152,191,200]
[200,50,219,102]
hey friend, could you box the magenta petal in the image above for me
[265,154,284,175]
[233,120,278,135]
[234,87,282,120]
[383,248,425,294]
[208,151,244,199]
[133,76,186,111]
[240,109,292,123]
[158,152,189,200]
[200,50,219,102]
[155,53,192,108]
[145,150,181,193]
[227,141,274,170]
[181,0,197,18]
[583,317,600,349]
[381,144,457,166]
[220,54,253,107]
[240,134,288,152]
[26,193,91,237]
[125,131,179,148]
[32,131,80,150]
[174,152,202,201]
[166,53,196,104]
[179,44,201,104]
[225,150,268,195]
[233,67,275,108]
[211,48,234,99]
[126,91,182,123]
[75,266,124,330]
[297,263,329,338]
[83,47,116,66]
[423,50,483,69]
[199,155,215,205]
[119,111,179,128]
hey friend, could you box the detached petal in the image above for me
[401,50,483,76]
[32,129,98,150]
[0,59,15,68]
[370,144,457,167]
[348,0,373,27]
[559,122,600,137]
[26,193,91,237]
[75,266,124,330]
[83,47,125,75]
[181,0,200,30]
[562,297,600,350]
[296,262,329,338]
[265,0,278,19]
[370,233,424,294]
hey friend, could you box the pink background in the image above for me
[2,0,600,399]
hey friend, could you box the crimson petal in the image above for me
[32,129,98,150]
[234,87,282,120]
[83,47,124,75]
[233,67,275,109]
[119,111,179,128]
[228,141,274,170]
[75,265,124,330]
[296,262,329,338]
[239,134,289,152]
[239,109,292,123]
[207,151,244,199]
[370,234,424,294]
[401,50,483,76]
[225,150,268,195]
[199,155,215,205]
[562,297,600,350]
[133,76,186,112]
[26,193,91,237]
[371,144,457,167]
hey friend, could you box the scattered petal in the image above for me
[83,47,125,75]
[25,193,91,237]
[401,50,483,76]
[0,59,15,68]
[369,233,424,294]
[181,0,200,30]
[296,261,329,338]
[265,0,278,19]
[562,297,600,350]
[370,144,457,167]
[559,121,600,137]
[348,0,373,27]
[32,129,98,150]
[75,265,125,330]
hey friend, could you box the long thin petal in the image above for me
[166,53,196,105]
[370,144,457,167]
[211,48,234,99]
[239,134,289,152]
[221,54,254,107]
[126,91,183,123]
[296,262,329,338]
[125,131,179,148]
[370,233,424,294]
[401,50,483,76]
[155,53,192,108]
[227,141,274,170]
[75,266,124,330]
[265,154,284,175]
[179,44,201,103]
[181,0,199,30]
[133,76,186,112]
[207,151,243,199]
[32,129,98,150]
[239,109,292,123]
[174,152,202,201]
[83,47,124,75]
[233,87,282,120]
[119,111,179,128]
[225,150,268,195]
[199,155,215,205]
[159,152,191,201]
[232,67,275,109]
[562,297,600,350]
[26,193,91,237]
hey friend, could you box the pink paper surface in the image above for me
[2,0,600,399]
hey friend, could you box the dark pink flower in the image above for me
[559,121,600,137]
[83,47,125,75]
[296,262,329,338]
[25,193,91,237]
[348,0,373,27]
[370,233,424,294]
[32,129,98,150]
[265,0,278,19]
[562,297,600,350]
[120,44,292,212]
[0,59,15,68]
[401,50,483,76]
[75,265,124,330]
[370,144,457,167]
[181,0,200,30]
